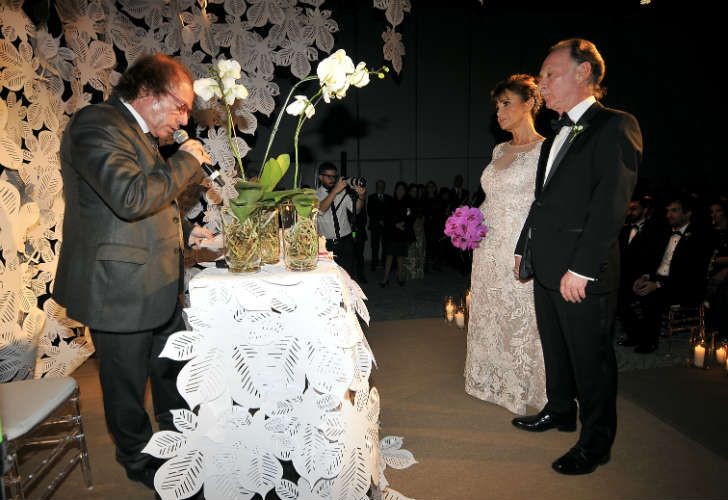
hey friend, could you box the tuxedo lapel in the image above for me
[535,136,553,197]
[543,102,604,189]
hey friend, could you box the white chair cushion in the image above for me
[0,377,78,441]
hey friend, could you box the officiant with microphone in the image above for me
[54,54,216,490]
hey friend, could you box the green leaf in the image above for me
[232,181,264,204]
[258,154,290,192]
[290,189,318,218]
[228,201,260,222]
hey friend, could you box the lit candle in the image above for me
[716,346,727,365]
[455,311,465,329]
[446,303,455,322]
[694,343,706,368]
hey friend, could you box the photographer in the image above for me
[316,162,366,277]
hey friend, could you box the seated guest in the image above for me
[625,197,714,353]
[706,200,728,337]
[617,195,663,347]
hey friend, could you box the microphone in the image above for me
[173,129,224,187]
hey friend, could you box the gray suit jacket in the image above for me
[54,97,204,332]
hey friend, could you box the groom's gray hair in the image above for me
[550,38,606,99]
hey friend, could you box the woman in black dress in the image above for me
[380,181,415,286]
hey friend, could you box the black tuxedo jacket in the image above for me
[618,219,663,287]
[516,102,642,293]
[367,193,393,228]
[647,224,713,304]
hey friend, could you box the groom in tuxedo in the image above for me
[513,39,642,475]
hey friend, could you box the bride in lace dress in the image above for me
[465,74,547,415]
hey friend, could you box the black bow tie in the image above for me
[671,230,683,237]
[551,114,574,132]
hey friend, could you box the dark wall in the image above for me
[249,1,725,198]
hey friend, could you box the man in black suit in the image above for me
[626,197,714,352]
[367,179,392,270]
[448,174,470,211]
[513,39,642,475]
[55,54,213,489]
[616,196,663,348]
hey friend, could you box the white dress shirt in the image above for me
[316,186,353,239]
[121,99,150,133]
[656,223,689,277]
[543,95,596,185]
[628,219,646,245]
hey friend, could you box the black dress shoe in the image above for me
[512,410,576,432]
[552,445,610,475]
[378,280,389,288]
[126,466,156,490]
[616,337,639,347]
[634,343,658,354]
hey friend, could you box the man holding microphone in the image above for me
[54,54,214,489]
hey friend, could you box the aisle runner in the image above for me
[143,261,416,500]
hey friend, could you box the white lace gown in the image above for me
[464,140,547,415]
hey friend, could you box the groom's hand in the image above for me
[560,271,587,303]
[513,255,522,280]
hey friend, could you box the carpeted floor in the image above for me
[35,316,727,500]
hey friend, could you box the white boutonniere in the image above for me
[569,124,587,143]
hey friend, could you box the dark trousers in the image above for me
[369,223,385,267]
[353,234,367,281]
[326,234,355,277]
[621,289,663,348]
[91,304,186,472]
[534,281,618,455]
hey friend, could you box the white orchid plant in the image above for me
[193,51,387,221]
[193,59,249,180]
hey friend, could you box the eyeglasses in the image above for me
[320,174,338,179]
[166,89,191,116]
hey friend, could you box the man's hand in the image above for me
[178,139,212,166]
[354,185,366,198]
[514,255,522,280]
[332,178,348,195]
[632,274,649,294]
[188,224,216,248]
[560,271,588,303]
[634,279,658,296]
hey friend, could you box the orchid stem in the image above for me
[292,88,323,189]
[260,75,319,178]
[226,105,245,181]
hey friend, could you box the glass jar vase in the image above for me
[281,200,319,272]
[221,206,261,273]
[259,206,280,265]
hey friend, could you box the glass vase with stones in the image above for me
[259,203,280,265]
[221,206,261,273]
[281,196,320,272]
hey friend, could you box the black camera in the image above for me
[345,177,367,188]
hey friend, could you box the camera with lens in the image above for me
[344,176,367,188]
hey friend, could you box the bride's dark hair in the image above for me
[491,74,542,118]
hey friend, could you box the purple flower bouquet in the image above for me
[444,206,489,250]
